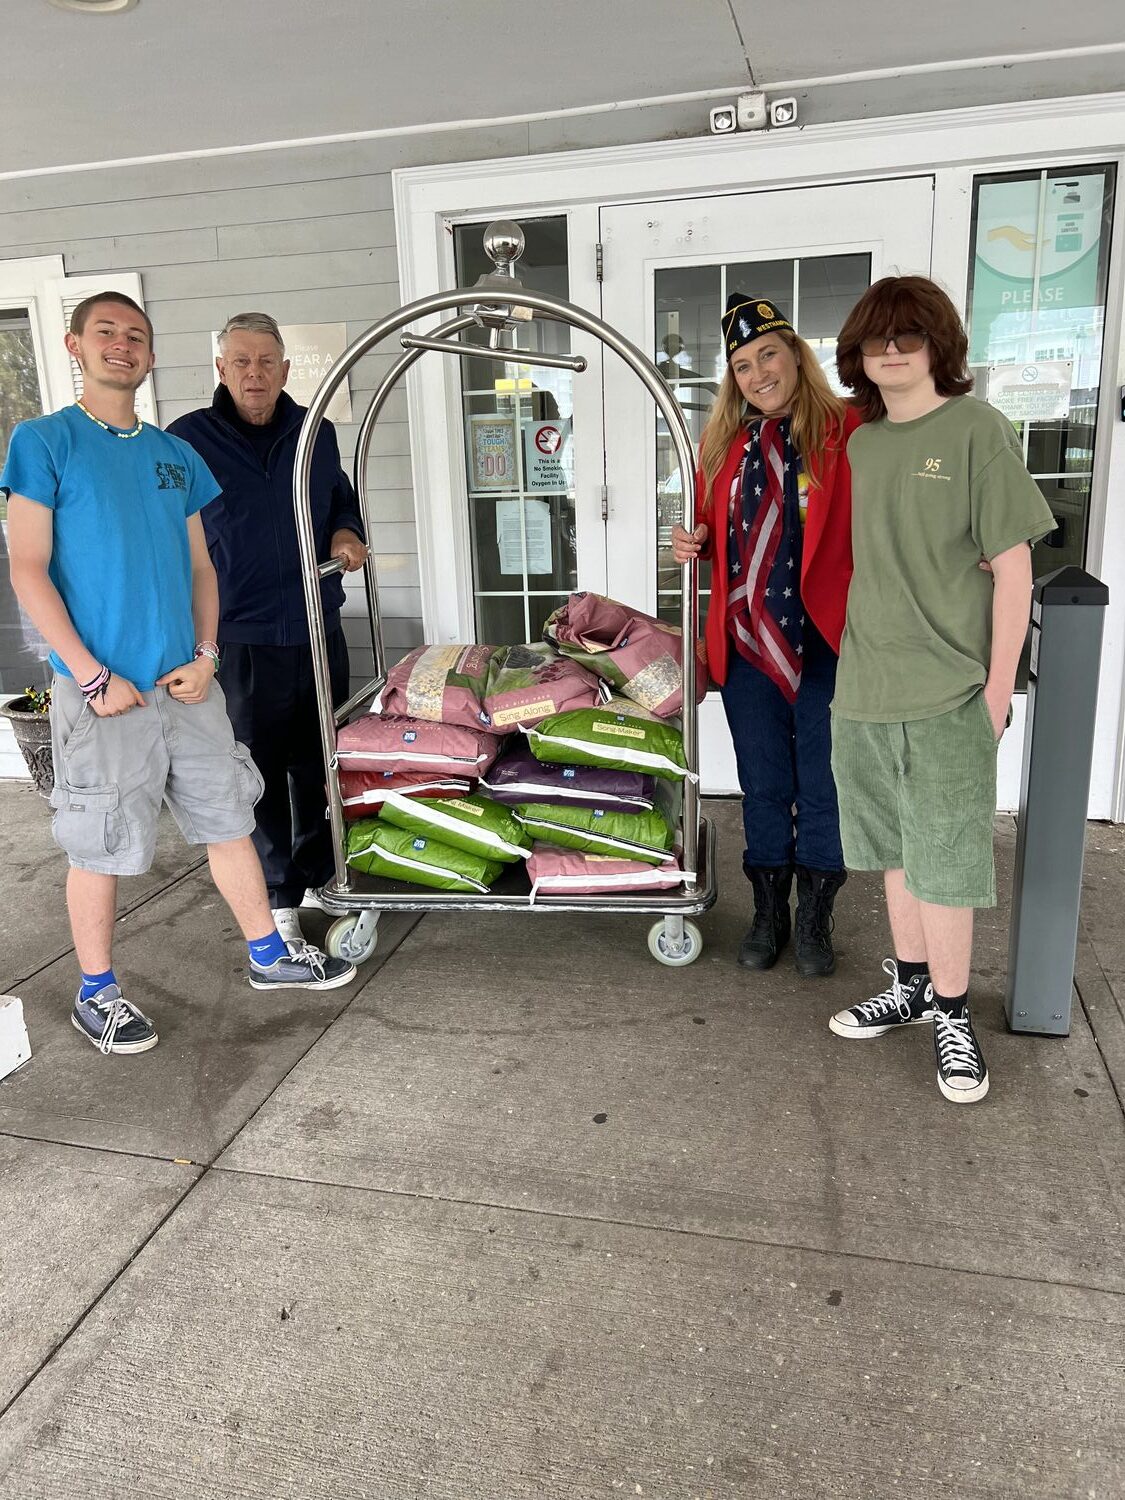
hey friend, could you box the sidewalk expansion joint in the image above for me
[206,1161,1125,1301]
[1074,965,1125,1122]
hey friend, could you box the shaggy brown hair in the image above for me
[836,276,972,421]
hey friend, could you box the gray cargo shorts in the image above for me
[49,674,264,876]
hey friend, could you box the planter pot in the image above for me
[1,696,54,799]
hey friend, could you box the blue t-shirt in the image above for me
[1,405,221,690]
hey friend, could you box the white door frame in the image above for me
[394,91,1125,819]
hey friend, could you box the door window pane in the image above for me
[654,254,871,629]
[0,311,48,696]
[453,217,575,645]
[966,164,1116,686]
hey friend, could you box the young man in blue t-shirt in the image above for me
[3,292,355,1056]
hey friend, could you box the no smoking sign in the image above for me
[523,419,572,491]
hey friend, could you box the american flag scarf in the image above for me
[726,416,804,704]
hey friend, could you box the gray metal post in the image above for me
[1005,565,1109,1036]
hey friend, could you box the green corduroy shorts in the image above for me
[830,691,999,908]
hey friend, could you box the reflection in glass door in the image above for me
[453,217,578,644]
[654,253,871,629]
[965,163,1117,688]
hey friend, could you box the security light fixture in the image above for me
[47,0,139,14]
[769,96,799,129]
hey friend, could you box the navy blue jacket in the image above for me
[168,386,364,647]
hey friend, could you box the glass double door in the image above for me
[598,179,936,791]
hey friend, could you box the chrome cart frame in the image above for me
[293,221,717,965]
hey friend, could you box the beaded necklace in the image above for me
[76,400,143,439]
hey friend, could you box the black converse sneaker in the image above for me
[933,1002,990,1104]
[828,957,935,1039]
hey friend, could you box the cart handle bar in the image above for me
[399,333,587,373]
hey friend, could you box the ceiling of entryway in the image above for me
[5,0,1123,175]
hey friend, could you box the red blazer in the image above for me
[695,404,861,686]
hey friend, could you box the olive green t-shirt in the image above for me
[833,396,1055,722]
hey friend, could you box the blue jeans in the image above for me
[719,624,844,873]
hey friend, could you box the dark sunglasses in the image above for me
[859,331,928,357]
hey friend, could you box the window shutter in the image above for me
[38,273,157,424]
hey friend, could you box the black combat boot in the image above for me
[793,866,847,977]
[738,865,794,970]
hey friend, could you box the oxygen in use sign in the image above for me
[523,419,573,492]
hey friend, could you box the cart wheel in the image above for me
[647,918,702,967]
[325,913,379,964]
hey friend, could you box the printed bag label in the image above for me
[490,698,557,727]
[591,722,646,740]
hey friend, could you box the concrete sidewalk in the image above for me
[0,780,1122,1499]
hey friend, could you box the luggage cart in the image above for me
[293,220,717,966]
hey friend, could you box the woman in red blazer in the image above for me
[672,294,861,977]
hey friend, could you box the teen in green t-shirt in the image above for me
[828,276,1055,1105]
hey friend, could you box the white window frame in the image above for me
[0,259,156,420]
[0,256,65,413]
[394,91,1125,819]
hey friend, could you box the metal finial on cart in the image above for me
[292,220,717,965]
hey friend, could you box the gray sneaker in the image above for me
[829,958,935,1039]
[249,941,355,992]
[72,984,159,1055]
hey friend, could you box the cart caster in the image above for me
[325,910,380,964]
[647,917,702,967]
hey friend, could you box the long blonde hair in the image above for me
[699,329,845,498]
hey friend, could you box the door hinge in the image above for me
[595,242,604,282]
[600,483,609,521]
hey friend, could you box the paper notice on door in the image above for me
[496,499,553,576]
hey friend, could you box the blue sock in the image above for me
[80,968,117,1001]
[248,931,288,969]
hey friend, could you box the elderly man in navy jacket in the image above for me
[169,312,365,949]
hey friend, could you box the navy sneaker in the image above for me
[248,941,355,992]
[72,984,159,1056]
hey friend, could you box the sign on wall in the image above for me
[211,322,352,424]
[281,324,351,423]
